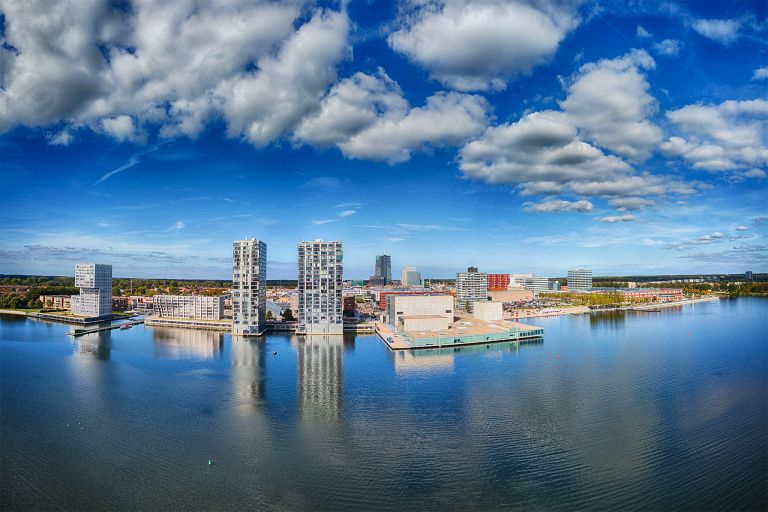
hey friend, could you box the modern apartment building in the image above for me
[531,276,550,296]
[153,295,225,320]
[371,254,392,285]
[71,263,112,318]
[455,267,488,311]
[232,239,267,335]
[567,268,593,291]
[510,273,534,288]
[298,240,343,335]
[487,273,510,291]
[401,266,422,287]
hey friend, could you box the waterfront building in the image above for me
[401,266,422,287]
[488,274,510,291]
[510,273,534,288]
[298,240,343,335]
[371,254,392,285]
[568,268,593,291]
[232,239,267,335]
[343,296,357,316]
[112,296,129,311]
[378,290,443,309]
[455,268,488,311]
[386,294,454,333]
[472,301,503,322]
[70,263,112,318]
[488,289,533,302]
[745,271,753,280]
[39,295,71,310]
[153,295,225,320]
[531,276,550,296]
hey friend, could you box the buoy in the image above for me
[208,459,213,466]
[273,351,277,355]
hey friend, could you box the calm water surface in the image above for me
[1,298,766,511]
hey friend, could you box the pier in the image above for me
[71,320,144,337]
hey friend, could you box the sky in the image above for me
[0,0,766,279]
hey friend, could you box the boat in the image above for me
[120,323,133,330]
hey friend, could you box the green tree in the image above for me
[266,310,274,320]
[282,308,294,321]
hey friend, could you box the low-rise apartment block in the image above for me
[153,295,225,320]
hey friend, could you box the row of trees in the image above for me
[643,281,768,296]
[0,285,79,310]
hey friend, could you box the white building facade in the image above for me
[232,239,267,335]
[386,294,453,333]
[568,268,593,291]
[510,273,534,288]
[71,263,112,318]
[153,295,225,320]
[298,240,343,335]
[455,270,488,311]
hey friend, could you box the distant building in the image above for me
[71,263,112,318]
[112,296,129,311]
[531,276,549,296]
[745,271,753,280]
[455,268,488,311]
[401,266,422,287]
[39,295,71,310]
[487,273,510,291]
[372,254,392,285]
[386,294,453,333]
[510,273,534,288]
[489,289,533,302]
[548,280,561,291]
[567,268,593,291]
[298,240,343,335]
[153,295,225,320]
[232,239,267,335]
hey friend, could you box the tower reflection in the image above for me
[74,330,112,360]
[231,337,267,414]
[297,336,344,423]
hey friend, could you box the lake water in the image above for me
[1,297,766,511]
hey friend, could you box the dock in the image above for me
[71,320,144,337]
[375,321,412,350]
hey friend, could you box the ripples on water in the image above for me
[1,298,766,511]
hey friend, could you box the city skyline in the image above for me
[1,1,766,279]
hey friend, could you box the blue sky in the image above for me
[0,0,766,279]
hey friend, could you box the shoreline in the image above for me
[510,295,721,319]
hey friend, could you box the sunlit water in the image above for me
[1,297,766,511]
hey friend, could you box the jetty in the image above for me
[71,320,144,337]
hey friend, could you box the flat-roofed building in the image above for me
[298,240,343,335]
[71,263,112,318]
[472,301,503,321]
[386,294,453,333]
[531,276,549,296]
[487,274,510,291]
[489,289,533,302]
[455,268,488,311]
[153,295,225,320]
[39,295,71,310]
[510,273,533,288]
[568,268,592,291]
[232,239,267,335]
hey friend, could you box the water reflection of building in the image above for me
[297,336,343,422]
[231,338,266,414]
[393,339,543,374]
[151,326,224,359]
[75,330,112,360]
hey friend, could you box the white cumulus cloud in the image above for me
[523,199,593,213]
[560,49,662,161]
[388,0,580,91]
[692,18,742,45]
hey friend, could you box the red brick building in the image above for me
[487,274,510,291]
